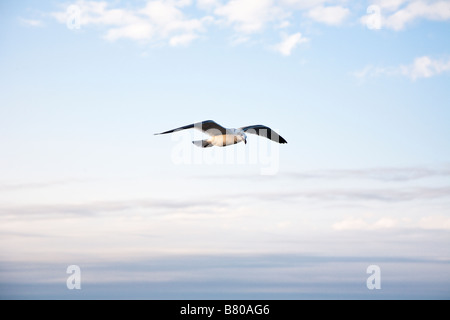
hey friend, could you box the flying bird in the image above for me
[155,120,287,148]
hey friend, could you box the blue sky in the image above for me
[1,0,450,299]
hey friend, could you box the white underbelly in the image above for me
[210,135,242,147]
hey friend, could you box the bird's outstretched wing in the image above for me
[155,120,227,136]
[240,125,287,144]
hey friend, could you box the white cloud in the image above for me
[273,32,308,56]
[140,0,194,34]
[214,0,286,34]
[287,166,450,182]
[174,0,193,7]
[169,33,199,46]
[362,0,450,30]
[419,215,450,230]
[277,20,291,29]
[334,215,450,231]
[372,0,408,11]
[402,56,450,80]
[307,5,350,26]
[280,0,329,10]
[386,0,450,30]
[373,217,398,229]
[353,56,450,81]
[105,23,154,42]
[333,218,370,231]
[46,0,450,54]
[197,0,220,10]
[229,34,251,46]
[138,1,213,42]
[352,64,399,79]
[51,0,212,46]
[333,217,398,231]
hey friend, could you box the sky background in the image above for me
[1,0,450,299]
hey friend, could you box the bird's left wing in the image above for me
[155,120,227,136]
[240,125,287,144]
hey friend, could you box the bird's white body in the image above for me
[208,132,247,147]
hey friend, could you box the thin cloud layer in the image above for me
[1,185,449,222]
[44,0,450,58]
[198,165,450,182]
[214,0,287,34]
[47,0,352,55]
[353,56,450,80]
[273,32,308,56]
[250,186,450,203]
[361,0,450,30]
[0,198,225,220]
[404,56,450,80]
[287,166,450,181]
[307,5,350,26]
[333,215,450,231]
[19,18,44,27]
[51,0,213,46]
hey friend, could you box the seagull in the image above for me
[155,120,287,148]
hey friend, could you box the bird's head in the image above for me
[242,132,247,144]
[234,129,247,145]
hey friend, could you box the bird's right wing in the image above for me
[240,125,287,144]
[155,120,227,136]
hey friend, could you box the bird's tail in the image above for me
[193,140,213,148]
